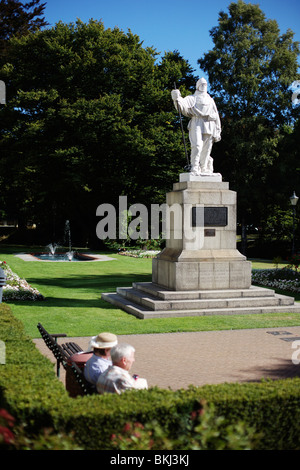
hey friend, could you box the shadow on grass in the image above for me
[6,296,118,309]
[6,273,152,308]
[24,272,152,289]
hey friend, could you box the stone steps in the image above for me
[133,282,275,299]
[116,287,293,311]
[101,282,300,319]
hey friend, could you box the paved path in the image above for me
[33,326,300,390]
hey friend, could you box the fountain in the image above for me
[47,243,59,256]
[64,220,74,261]
[66,250,74,261]
[64,220,72,252]
[15,220,110,262]
[30,220,96,261]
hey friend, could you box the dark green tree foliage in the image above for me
[0,20,195,244]
[198,1,300,235]
[0,0,48,64]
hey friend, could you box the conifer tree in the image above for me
[198,0,300,251]
[0,0,48,63]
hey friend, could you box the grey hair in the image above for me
[110,343,135,363]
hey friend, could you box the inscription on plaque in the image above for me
[192,207,228,227]
[204,229,216,237]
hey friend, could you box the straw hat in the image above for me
[88,332,118,350]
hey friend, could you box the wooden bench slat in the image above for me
[37,322,97,396]
[37,322,83,379]
[70,362,96,395]
[62,342,83,356]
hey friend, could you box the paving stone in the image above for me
[33,326,300,391]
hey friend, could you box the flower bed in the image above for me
[0,261,44,301]
[118,250,160,258]
[252,268,300,294]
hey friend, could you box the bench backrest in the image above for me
[70,362,97,395]
[37,323,95,395]
[37,322,69,373]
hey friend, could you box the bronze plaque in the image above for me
[192,207,228,227]
[204,229,216,237]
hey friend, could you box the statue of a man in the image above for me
[171,78,221,176]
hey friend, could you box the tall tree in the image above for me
[0,0,48,64]
[0,20,196,245]
[198,0,300,252]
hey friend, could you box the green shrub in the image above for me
[1,303,300,450]
[0,408,82,450]
[110,401,259,450]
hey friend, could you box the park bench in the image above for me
[69,362,97,396]
[37,322,96,396]
[37,322,83,377]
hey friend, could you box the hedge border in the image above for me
[1,303,300,450]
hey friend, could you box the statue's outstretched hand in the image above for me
[171,89,181,100]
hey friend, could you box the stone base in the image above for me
[179,173,222,182]
[101,282,300,319]
[152,249,252,291]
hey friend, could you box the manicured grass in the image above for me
[1,245,300,338]
[250,258,289,269]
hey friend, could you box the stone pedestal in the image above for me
[102,174,300,318]
[152,176,251,291]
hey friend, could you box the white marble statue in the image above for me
[171,78,221,176]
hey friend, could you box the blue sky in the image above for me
[41,0,300,78]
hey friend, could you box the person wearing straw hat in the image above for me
[84,332,118,385]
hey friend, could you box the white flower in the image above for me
[252,267,300,293]
[1,260,44,301]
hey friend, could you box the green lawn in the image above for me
[1,245,300,338]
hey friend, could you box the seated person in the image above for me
[84,332,118,385]
[96,343,148,394]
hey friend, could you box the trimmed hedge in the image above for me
[1,303,300,449]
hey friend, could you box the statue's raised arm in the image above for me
[171,78,221,176]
